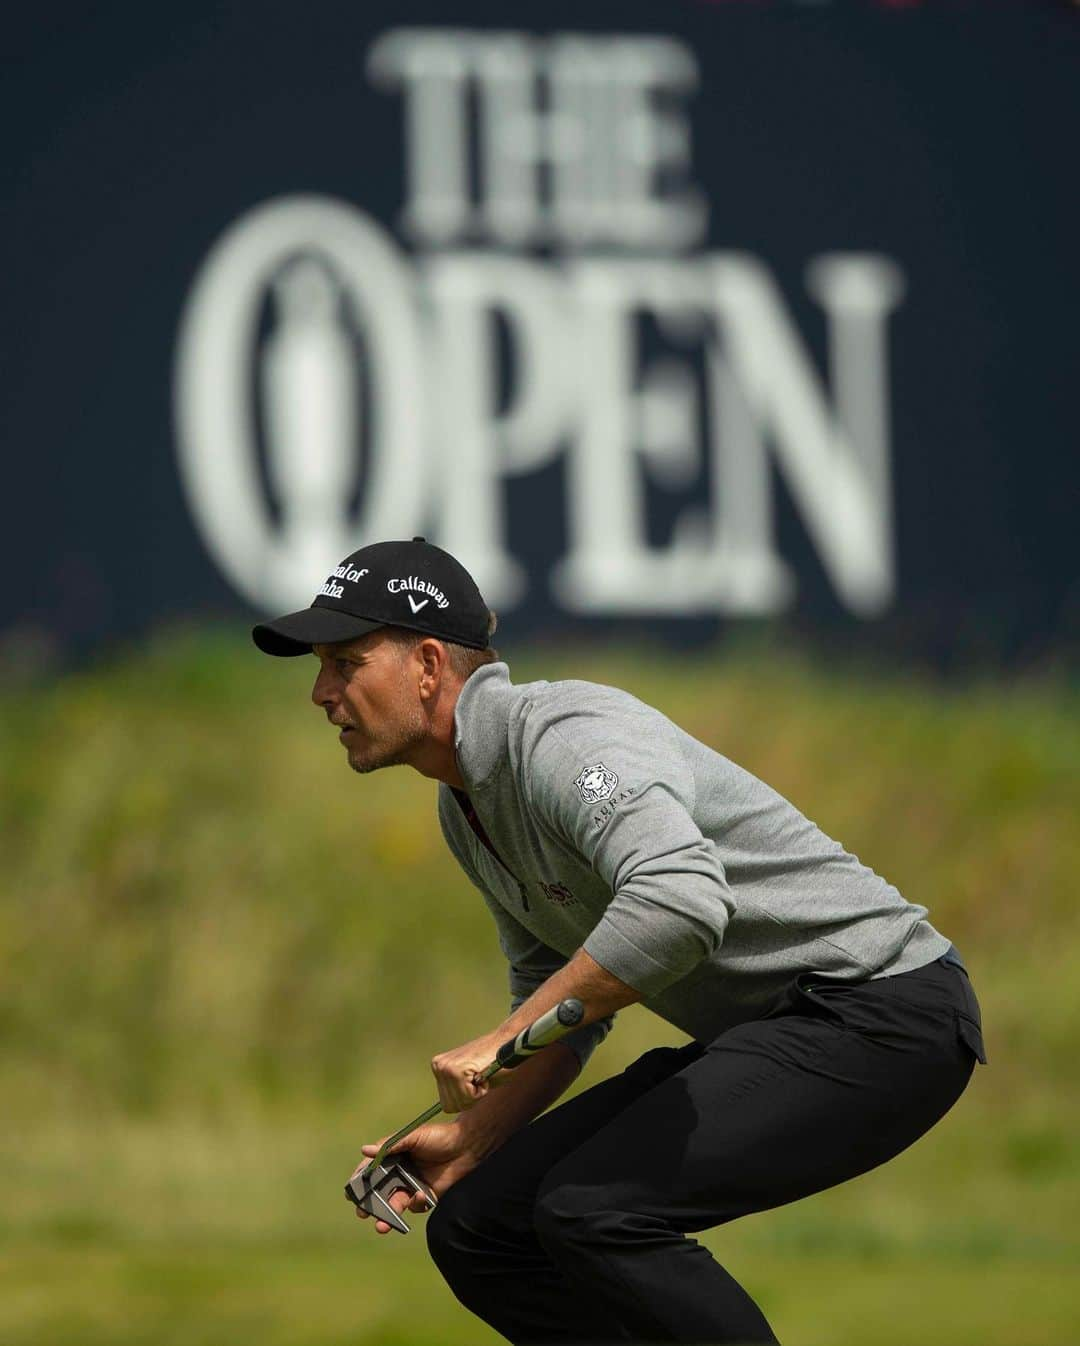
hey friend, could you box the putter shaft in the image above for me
[353,997,586,1207]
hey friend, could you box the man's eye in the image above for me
[336,660,353,673]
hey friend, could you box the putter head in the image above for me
[344,1154,438,1234]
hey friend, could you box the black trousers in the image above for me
[426,952,986,1346]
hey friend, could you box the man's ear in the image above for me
[416,638,446,695]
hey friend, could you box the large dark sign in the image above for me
[4,2,1077,668]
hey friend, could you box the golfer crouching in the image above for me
[254,537,986,1346]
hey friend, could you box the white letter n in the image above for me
[706,253,906,616]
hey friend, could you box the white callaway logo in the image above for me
[388,576,450,609]
[574,763,619,803]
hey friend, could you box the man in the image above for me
[254,536,986,1346]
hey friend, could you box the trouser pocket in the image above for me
[955,1009,988,1064]
[947,961,988,1064]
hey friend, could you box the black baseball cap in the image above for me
[252,537,492,657]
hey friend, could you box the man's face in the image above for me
[310,631,426,775]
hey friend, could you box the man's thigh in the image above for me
[536,995,975,1234]
[442,1041,705,1227]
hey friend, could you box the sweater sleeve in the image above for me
[522,696,734,997]
[436,785,613,1070]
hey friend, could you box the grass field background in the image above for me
[2,628,1078,1344]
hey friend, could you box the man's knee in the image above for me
[425,1178,515,1275]
[425,1184,474,1272]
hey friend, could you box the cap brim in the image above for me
[252,607,386,657]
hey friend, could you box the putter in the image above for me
[344,997,585,1233]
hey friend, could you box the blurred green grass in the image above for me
[1,628,1078,1344]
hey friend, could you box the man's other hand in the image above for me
[349,1121,481,1234]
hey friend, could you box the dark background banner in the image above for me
[4,1,1077,670]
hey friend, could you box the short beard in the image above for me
[345,703,426,775]
[347,741,417,775]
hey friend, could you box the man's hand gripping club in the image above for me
[345,998,585,1234]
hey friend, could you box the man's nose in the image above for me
[311,666,336,710]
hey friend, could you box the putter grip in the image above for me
[494,998,585,1070]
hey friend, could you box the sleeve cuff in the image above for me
[584,917,689,998]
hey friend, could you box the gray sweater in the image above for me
[437,663,950,1069]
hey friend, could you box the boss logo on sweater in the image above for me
[540,881,577,906]
[574,763,619,803]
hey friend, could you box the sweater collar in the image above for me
[452,661,518,791]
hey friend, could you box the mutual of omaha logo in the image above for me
[574,763,619,804]
[318,563,369,601]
